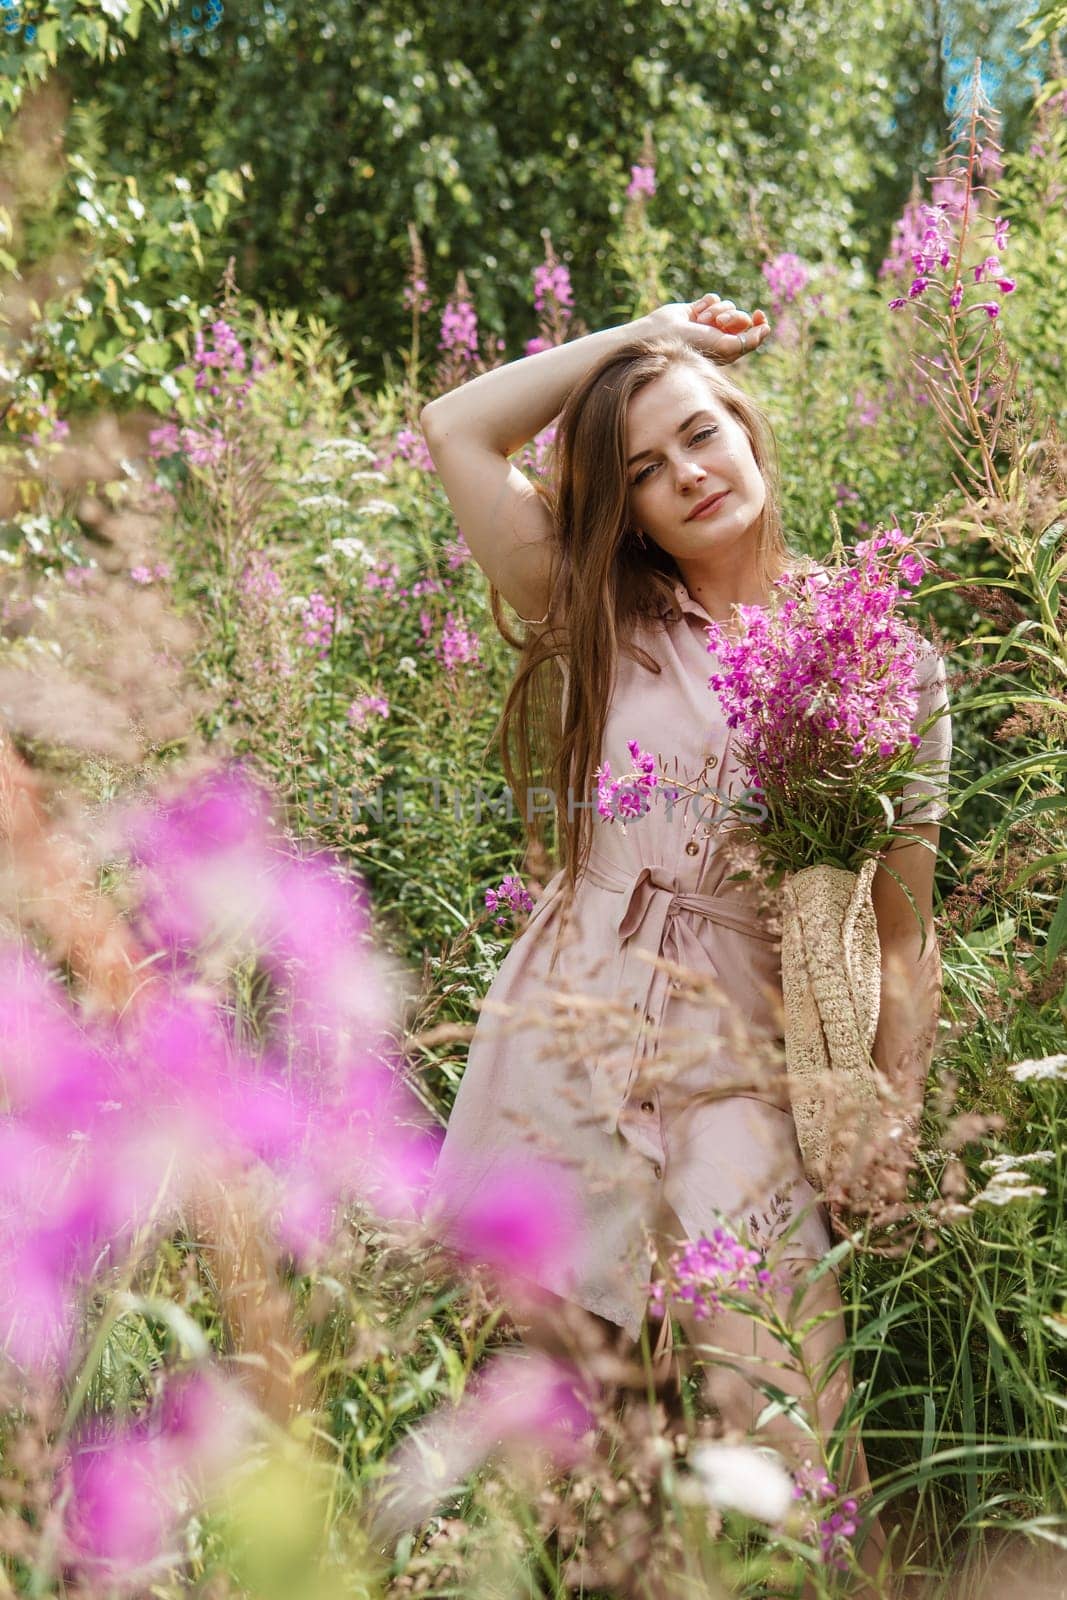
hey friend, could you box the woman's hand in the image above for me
[644,294,771,364]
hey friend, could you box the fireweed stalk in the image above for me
[649,1226,780,1322]
[886,60,1015,501]
[700,536,940,883]
[595,740,685,827]
[652,1232,868,1574]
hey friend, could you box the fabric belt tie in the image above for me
[582,858,776,1134]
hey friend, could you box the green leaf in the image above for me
[1046,886,1067,971]
[36,18,60,60]
[132,338,172,371]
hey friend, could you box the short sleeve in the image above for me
[897,640,952,827]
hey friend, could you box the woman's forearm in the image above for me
[420,311,662,459]
[873,938,942,1118]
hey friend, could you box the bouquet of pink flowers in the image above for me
[702,530,944,1189]
[704,530,938,881]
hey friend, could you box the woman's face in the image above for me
[623,364,767,564]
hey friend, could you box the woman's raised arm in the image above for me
[419,296,770,624]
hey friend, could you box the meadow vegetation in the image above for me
[0,7,1065,1597]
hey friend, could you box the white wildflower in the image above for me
[310,437,377,465]
[973,1169,1048,1207]
[330,537,376,567]
[1007,1054,1067,1083]
[980,1151,1056,1175]
[688,1443,795,1524]
[397,656,418,678]
[353,498,399,520]
[298,492,350,514]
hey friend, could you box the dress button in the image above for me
[685,840,700,856]
[640,1099,655,1114]
[653,1163,663,1179]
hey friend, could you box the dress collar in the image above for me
[671,581,715,624]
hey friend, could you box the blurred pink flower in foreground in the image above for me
[374,1349,594,1538]
[0,766,435,1374]
[434,1156,581,1293]
[59,1371,247,1584]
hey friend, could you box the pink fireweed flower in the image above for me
[977,141,1004,179]
[992,216,1009,251]
[438,1155,580,1288]
[650,1227,777,1322]
[347,693,390,729]
[533,261,574,315]
[435,610,482,673]
[851,388,882,427]
[626,162,657,200]
[63,1427,179,1577]
[595,739,658,823]
[403,274,432,315]
[484,873,534,926]
[790,1461,860,1572]
[364,556,401,595]
[148,422,181,458]
[239,551,284,606]
[703,546,934,863]
[444,530,471,569]
[761,251,809,313]
[879,197,927,280]
[525,335,552,357]
[193,317,247,382]
[519,422,558,479]
[375,1349,594,1537]
[390,426,435,472]
[820,1498,861,1569]
[884,200,958,308]
[438,296,479,361]
[60,1372,246,1581]
[299,591,335,657]
[0,766,430,1373]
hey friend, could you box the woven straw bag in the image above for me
[779,857,883,1188]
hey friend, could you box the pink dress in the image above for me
[428,576,953,1337]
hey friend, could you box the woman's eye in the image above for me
[634,427,717,485]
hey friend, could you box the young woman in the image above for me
[420,295,952,1591]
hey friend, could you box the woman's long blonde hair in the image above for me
[487,332,806,898]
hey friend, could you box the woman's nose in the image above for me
[677,459,706,489]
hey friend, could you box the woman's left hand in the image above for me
[644,297,772,363]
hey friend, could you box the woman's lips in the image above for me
[686,490,729,521]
